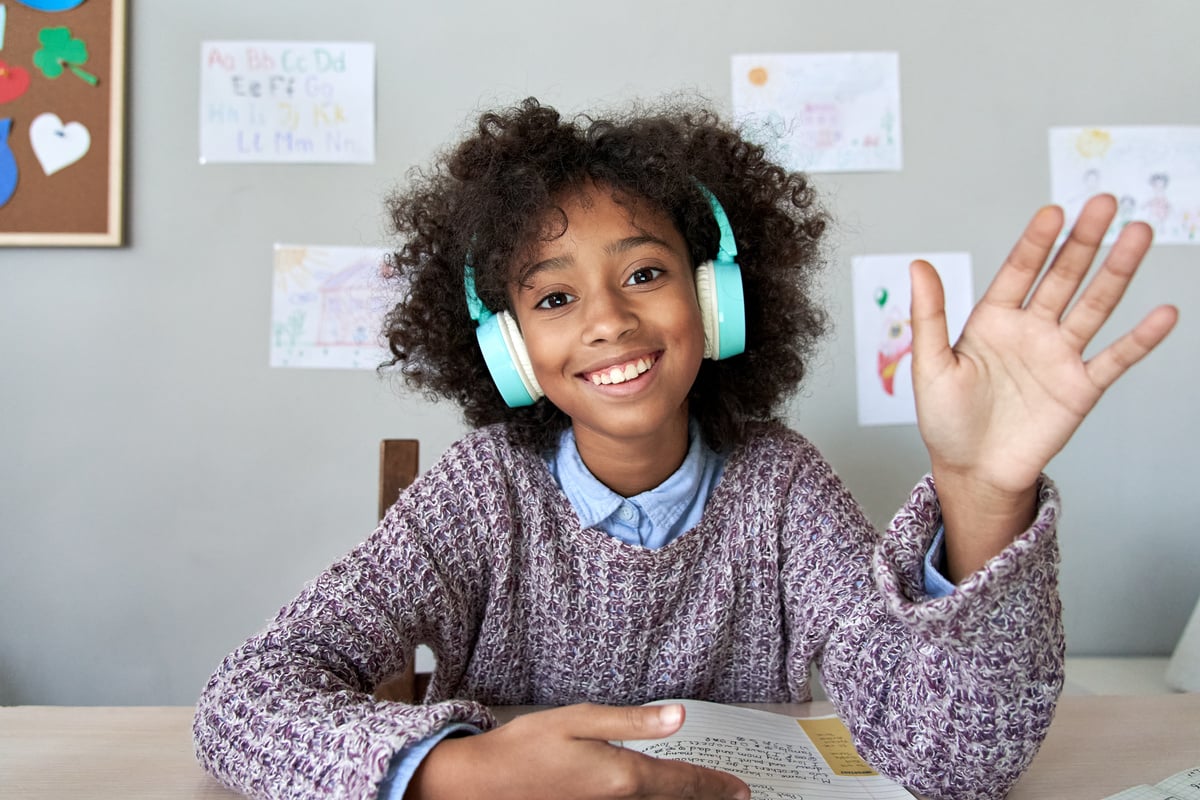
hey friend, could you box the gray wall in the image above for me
[2,1,1196,705]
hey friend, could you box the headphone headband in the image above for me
[463,264,490,324]
[696,184,739,263]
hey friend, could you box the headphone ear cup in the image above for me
[694,261,721,360]
[497,311,544,400]
[694,259,746,360]
[474,311,544,407]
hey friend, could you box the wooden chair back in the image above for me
[373,439,432,703]
[378,439,419,520]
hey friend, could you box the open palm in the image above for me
[911,194,1178,498]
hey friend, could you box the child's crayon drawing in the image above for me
[1049,126,1200,245]
[270,244,393,369]
[731,52,902,173]
[852,252,974,426]
[874,289,913,398]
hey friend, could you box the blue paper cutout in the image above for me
[14,0,86,11]
[0,118,18,208]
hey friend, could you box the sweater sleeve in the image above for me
[787,460,1064,800]
[192,439,502,800]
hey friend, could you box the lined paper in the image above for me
[622,700,913,800]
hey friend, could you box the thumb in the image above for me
[550,702,686,742]
[909,259,954,375]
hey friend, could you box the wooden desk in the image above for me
[1,695,1196,799]
[1006,693,1199,799]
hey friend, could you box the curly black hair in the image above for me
[381,96,829,455]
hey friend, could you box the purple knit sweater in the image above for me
[193,422,1064,800]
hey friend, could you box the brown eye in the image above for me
[626,267,664,285]
[535,291,575,310]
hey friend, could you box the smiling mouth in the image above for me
[584,353,658,385]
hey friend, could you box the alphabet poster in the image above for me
[0,0,126,246]
[200,41,375,164]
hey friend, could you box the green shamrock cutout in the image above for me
[33,27,99,86]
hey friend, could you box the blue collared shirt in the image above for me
[545,420,724,550]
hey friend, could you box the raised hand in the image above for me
[909,194,1178,580]
[408,702,751,800]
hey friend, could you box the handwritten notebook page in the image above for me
[621,700,913,800]
[1104,766,1200,800]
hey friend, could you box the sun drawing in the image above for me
[274,246,318,294]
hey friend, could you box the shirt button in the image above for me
[618,504,636,522]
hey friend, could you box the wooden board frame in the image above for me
[0,0,127,246]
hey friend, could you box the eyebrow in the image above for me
[515,234,678,289]
[605,234,675,257]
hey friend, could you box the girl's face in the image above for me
[509,184,705,463]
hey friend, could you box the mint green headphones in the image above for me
[464,185,746,407]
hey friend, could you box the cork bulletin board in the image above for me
[0,0,126,246]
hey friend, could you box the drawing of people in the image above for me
[1101,194,1141,242]
[1116,195,1137,229]
[1142,173,1171,232]
[1065,168,1103,227]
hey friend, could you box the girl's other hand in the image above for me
[407,702,751,800]
[909,194,1177,580]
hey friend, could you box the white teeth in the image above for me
[588,355,656,386]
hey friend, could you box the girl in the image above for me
[193,98,1177,800]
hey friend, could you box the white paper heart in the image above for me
[30,112,91,176]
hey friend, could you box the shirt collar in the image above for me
[548,420,713,534]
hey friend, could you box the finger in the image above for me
[1060,220,1153,351]
[548,702,686,742]
[980,204,1064,308]
[909,260,955,375]
[1026,194,1118,320]
[1084,304,1178,390]
[627,751,751,800]
[552,704,752,800]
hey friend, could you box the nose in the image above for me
[581,286,638,344]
